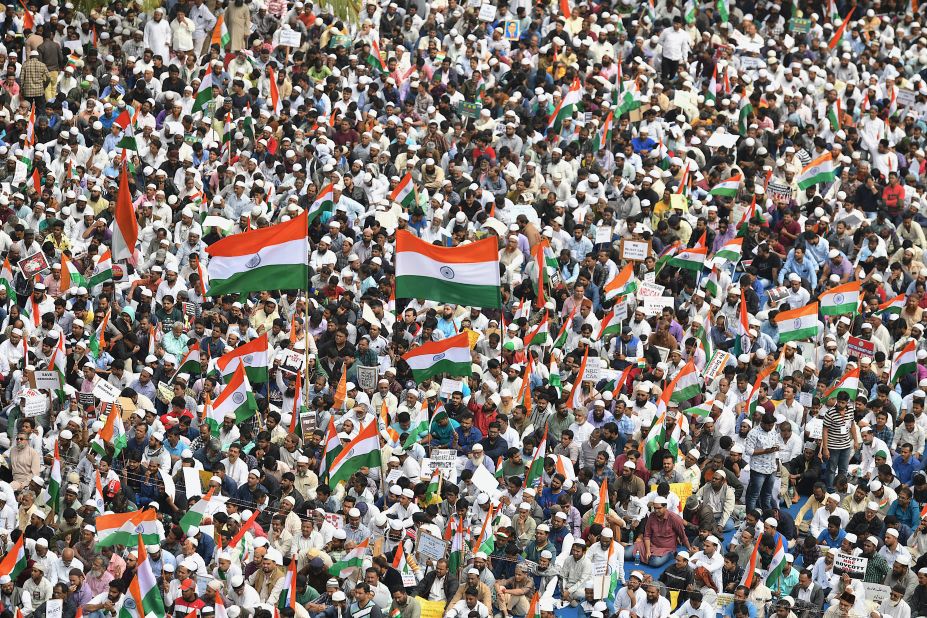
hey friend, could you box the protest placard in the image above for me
[834,552,868,578]
[417,532,449,563]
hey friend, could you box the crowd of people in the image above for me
[2,1,927,618]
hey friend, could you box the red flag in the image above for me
[114,109,131,130]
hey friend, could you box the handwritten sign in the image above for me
[478,3,497,21]
[595,226,614,245]
[324,512,344,530]
[32,370,61,391]
[834,552,868,578]
[279,29,302,47]
[356,365,378,391]
[584,358,603,383]
[897,88,917,109]
[847,336,875,360]
[638,281,666,299]
[862,582,891,604]
[440,378,463,399]
[22,392,46,417]
[621,239,650,261]
[92,377,121,403]
[643,296,675,317]
[417,532,448,563]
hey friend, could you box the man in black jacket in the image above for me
[414,559,458,603]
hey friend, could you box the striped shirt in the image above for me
[824,406,854,450]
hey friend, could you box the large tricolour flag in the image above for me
[206,210,309,296]
[116,536,165,618]
[820,280,860,316]
[603,263,638,300]
[329,422,382,486]
[402,332,472,382]
[797,152,837,189]
[96,510,160,548]
[307,183,334,223]
[178,487,216,534]
[891,340,918,385]
[390,172,415,208]
[668,359,701,403]
[709,173,741,198]
[215,333,269,383]
[714,237,743,264]
[111,163,138,263]
[824,367,859,400]
[548,77,582,131]
[670,231,708,271]
[774,302,819,343]
[395,230,501,308]
[212,364,258,424]
[0,534,26,579]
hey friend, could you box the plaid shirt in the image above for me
[20,58,49,98]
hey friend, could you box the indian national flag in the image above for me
[0,532,26,579]
[367,39,387,72]
[329,421,382,486]
[594,477,610,524]
[40,440,62,513]
[797,152,837,190]
[828,6,855,50]
[402,400,430,449]
[643,412,668,470]
[603,263,638,300]
[524,312,550,347]
[307,183,335,223]
[424,467,442,503]
[827,99,842,131]
[615,87,642,116]
[118,537,165,618]
[472,504,496,555]
[709,173,741,198]
[820,280,860,316]
[205,210,309,296]
[111,163,138,263]
[684,401,714,417]
[279,558,299,609]
[215,333,269,383]
[668,360,701,403]
[567,349,589,408]
[891,340,918,385]
[93,403,127,456]
[88,250,113,288]
[524,426,547,488]
[192,72,214,115]
[714,237,743,264]
[179,488,216,534]
[403,332,472,382]
[670,230,708,271]
[548,77,582,132]
[597,308,622,340]
[446,516,466,574]
[763,536,787,587]
[94,471,106,513]
[319,416,342,479]
[774,302,819,343]
[591,110,613,152]
[268,65,282,115]
[330,538,370,577]
[390,172,416,208]
[212,364,258,424]
[174,348,202,377]
[0,258,16,302]
[706,65,718,104]
[395,229,501,308]
[824,367,859,401]
[96,510,160,548]
[211,14,230,47]
[60,254,87,290]
[879,294,905,316]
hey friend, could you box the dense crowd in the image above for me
[2,1,927,618]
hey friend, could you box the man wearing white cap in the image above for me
[689,535,724,593]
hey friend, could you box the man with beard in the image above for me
[632,582,671,618]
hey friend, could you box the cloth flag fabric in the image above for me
[395,230,501,308]
[0,533,26,580]
[714,237,743,263]
[206,210,310,296]
[93,403,127,456]
[0,258,16,302]
[215,333,270,383]
[390,173,416,208]
[603,263,638,300]
[670,231,708,271]
[402,332,472,382]
[597,308,622,340]
[178,488,216,533]
[797,153,837,189]
[523,312,550,347]
[891,340,918,385]
[820,280,861,315]
[828,7,855,49]
[211,364,258,424]
[88,250,113,288]
[774,303,819,342]
[95,510,159,548]
[824,368,860,400]
[524,426,548,488]
[709,173,742,198]
[307,183,335,223]
[192,72,214,114]
[211,14,230,47]
[548,77,582,131]
[60,254,87,290]
[329,538,369,578]
[879,294,906,316]
[111,163,138,262]
[567,349,589,409]
[668,360,701,403]
[329,421,382,486]
[117,537,165,618]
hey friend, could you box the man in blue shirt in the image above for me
[892,443,921,485]
[453,413,483,455]
[886,486,920,531]
[816,516,846,549]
